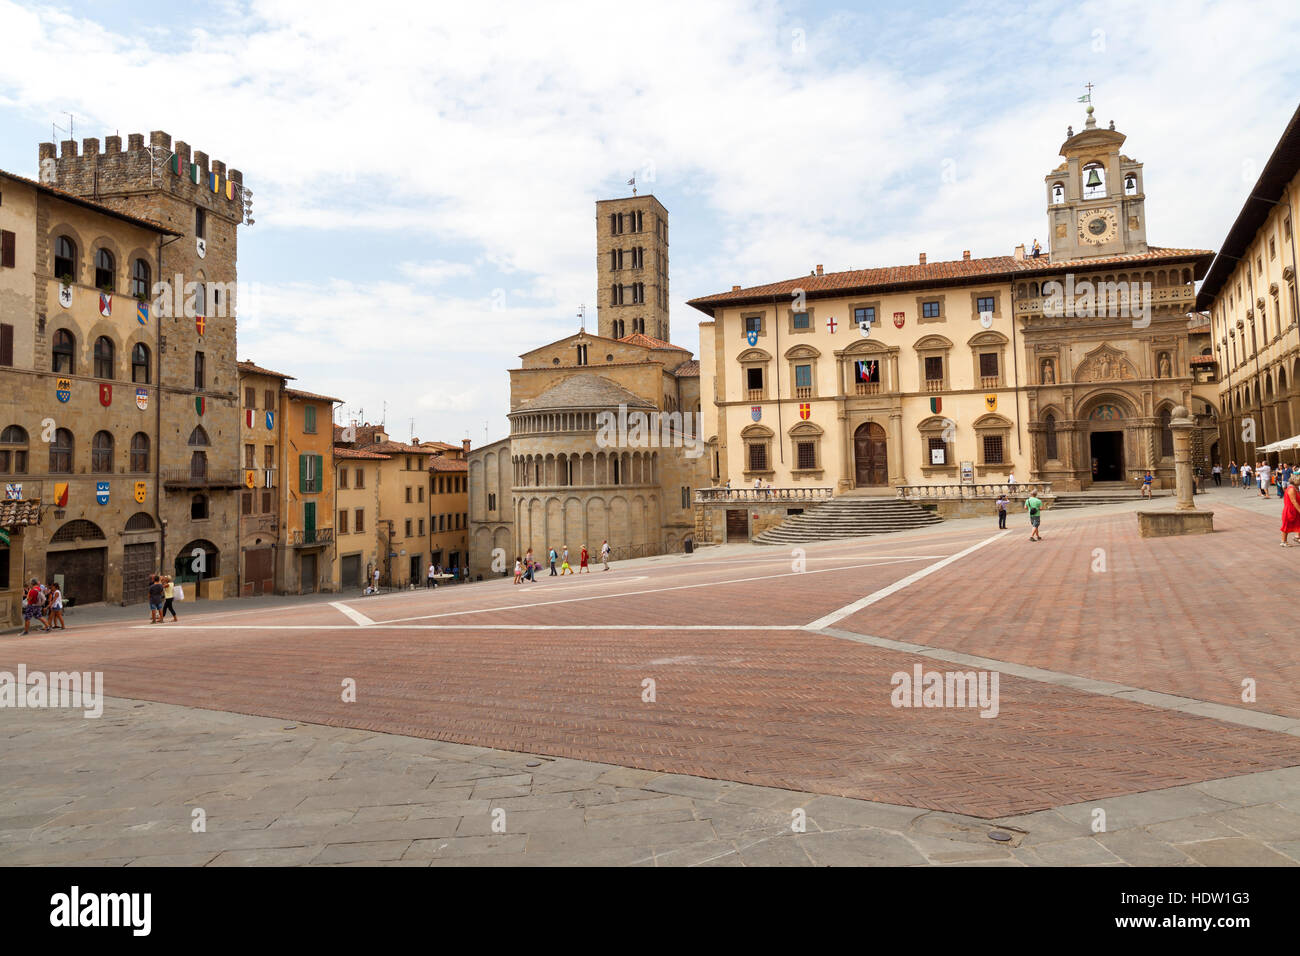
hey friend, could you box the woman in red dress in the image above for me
[1282,474,1300,547]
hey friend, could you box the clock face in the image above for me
[1078,208,1117,245]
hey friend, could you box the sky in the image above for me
[1,0,1298,446]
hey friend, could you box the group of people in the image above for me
[1225,460,1297,498]
[147,574,181,623]
[513,541,612,583]
[20,578,65,634]
[994,492,1045,541]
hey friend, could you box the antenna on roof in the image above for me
[577,303,586,332]
[52,112,74,145]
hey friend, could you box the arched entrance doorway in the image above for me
[1083,398,1130,483]
[854,422,888,486]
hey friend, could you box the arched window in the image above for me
[1159,407,1174,458]
[54,236,75,280]
[91,430,114,473]
[131,343,151,383]
[0,425,29,474]
[93,336,115,378]
[190,450,208,479]
[131,258,150,298]
[94,248,115,290]
[1044,414,1058,460]
[191,494,209,520]
[125,512,155,531]
[52,329,75,373]
[130,432,150,472]
[1082,162,1106,199]
[50,428,73,473]
[188,426,210,446]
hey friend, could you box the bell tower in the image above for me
[1045,104,1148,262]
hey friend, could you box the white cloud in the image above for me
[1,0,1298,442]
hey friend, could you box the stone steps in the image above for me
[1052,493,1169,509]
[754,497,943,545]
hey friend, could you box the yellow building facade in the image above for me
[1198,102,1300,462]
[691,108,1220,503]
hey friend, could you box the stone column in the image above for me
[1170,404,1196,511]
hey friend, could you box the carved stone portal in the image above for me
[1076,344,1137,382]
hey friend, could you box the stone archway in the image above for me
[1078,393,1139,486]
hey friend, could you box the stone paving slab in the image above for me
[2,699,1298,867]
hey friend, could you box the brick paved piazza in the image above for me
[3,490,1300,865]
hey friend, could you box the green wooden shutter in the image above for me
[298,454,306,492]
[314,455,323,492]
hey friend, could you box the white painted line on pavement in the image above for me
[374,555,943,625]
[329,601,374,627]
[804,531,1011,631]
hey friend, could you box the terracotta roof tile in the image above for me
[0,168,180,236]
[688,246,1215,312]
[674,360,700,377]
[333,448,391,461]
[617,332,690,351]
[285,387,342,403]
[365,440,435,455]
[237,360,295,381]
[428,456,469,472]
[0,498,42,527]
[515,373,656,412]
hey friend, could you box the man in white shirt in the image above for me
[427,562,437,588]
[1241,462,1252,492]
[1258,462,1272,498]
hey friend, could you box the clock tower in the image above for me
[1044,105,1148,262]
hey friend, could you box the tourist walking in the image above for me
[427,562,437,588]
[48,581,65,630]
[1258,461,1271,498]
[1212,463,1222,486]
[996,493,1009,530]
[513,557,523,584]
[161,575,178,622]
[548,547,558,576]
[1024,491,1044,541]
[148,574,165,623]
[560,547,574,575]
[601,540,611,571]
[22,579,43,635]
[1240,462,1252,492]
[524,548,536,582]
[1282,474,1300,547]
[579,545,590,572]
[1141,471,1154,498]
[1229,461,1239,487]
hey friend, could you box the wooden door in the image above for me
[854,422,888,486]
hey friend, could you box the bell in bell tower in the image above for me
[1044,100,1148,262]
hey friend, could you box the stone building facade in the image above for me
[1,169,173,621]
[25,131,249,602]
[690,108,1220,519]
[596,195,670,341]
[468,328,708,575]
[1197,101,1300,463]
[332,425,468,589]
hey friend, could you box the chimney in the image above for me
[815,264,824,276]
[918,253,927,265]
[731,285,741,291]
[462,438,471,454]
[1014,243,1026,261]
[962,250,971,261]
